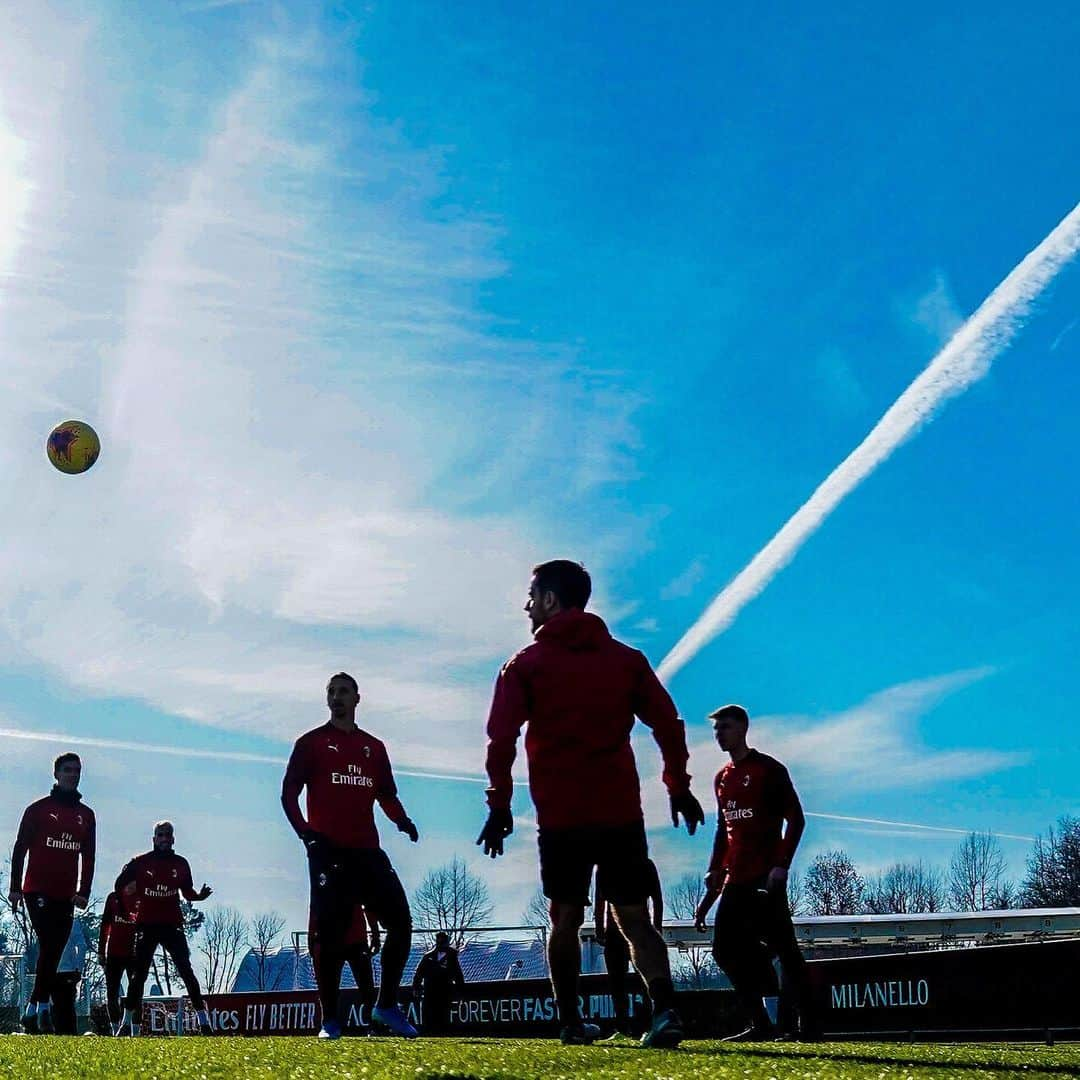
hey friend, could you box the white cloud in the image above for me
[0,12,644,777]
[908,270,965,344]
[660,558,706,600]
[640,667,1024,827]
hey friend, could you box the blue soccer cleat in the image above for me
[317,1019,342,1040]
[371,1005,418,1038]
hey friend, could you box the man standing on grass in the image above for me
[282,672,420,1040]
[693,704,818,1042]
[478,559,705,1047]
[115,821,214,1036]
[9,752,95,1035]
[412,931,466,1035]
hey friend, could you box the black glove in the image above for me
[476,807,514,858]
[399,818,419,843]
[670,791,705,835]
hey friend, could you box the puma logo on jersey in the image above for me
[327,744,339,753]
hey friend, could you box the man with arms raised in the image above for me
[478,560,705,1047]
[115,821,214,1036]
[694,704,817,1041]
[282,672,420,1040]
[9,752,95,1035]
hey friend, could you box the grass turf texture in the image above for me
[0,1037,1077,1079]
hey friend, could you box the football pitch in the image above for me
[0,1037,1077,1079]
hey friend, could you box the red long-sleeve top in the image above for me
[281,723,409,850]
[115,850,198,926]
[707,749,805,885]
[10,789,96,900]
[484,609,692,829]
[99,890,137,959]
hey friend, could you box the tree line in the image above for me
[3,816,1077,1007]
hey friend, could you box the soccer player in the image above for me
[282,672,420,1040]
[99,888,138,1035]
[8,752,96,1035]
[693,704,818,1041]
[478,560,705,1047]
[411,931,465,1035]
[115,821,214,1036]
[594,858,663,1040]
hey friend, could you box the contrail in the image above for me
[0,726,487,785]
[806,811,1033,844]
[1,725,1028,839]
[659,201,1080,682]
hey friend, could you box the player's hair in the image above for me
[53,752,80,774]
[154,820,175,834]
[708,703,750,727]
[327,671,359,694]
[531,560,592,610]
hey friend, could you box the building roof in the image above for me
[231,937,548,993]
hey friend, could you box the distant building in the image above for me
[231,938,548,994]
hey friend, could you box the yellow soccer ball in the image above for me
[47,420,101,475]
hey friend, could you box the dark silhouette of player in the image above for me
[478,560,704,1047]
[9,752,95,1035]
[282,672,419,1040]
[694,704,818,1041]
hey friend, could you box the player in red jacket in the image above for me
[98,889,138,1035]
[114,821,214,1036]
[282,672,419,1040]
[693,704,818,1041]
[478,560,704,1048]
[8,752,95,1035]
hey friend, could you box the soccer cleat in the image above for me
[371,1005,418,1039]
[559,1021,601,1045]
[640,1008,685,1049]
[317,1019,343,1040]
[721,1023,775,1042]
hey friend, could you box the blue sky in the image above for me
[1,1,1078,932]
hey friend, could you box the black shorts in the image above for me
[538,820,651,906]
[308,844,410,941]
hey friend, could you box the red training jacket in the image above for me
[281,722,409,850]
[484,609,691,829]
[707,749,805,885]
[99,890,137,959]
[115,850,197,926]
[10,790,96,901]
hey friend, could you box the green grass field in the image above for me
[0,1037,1077,1079]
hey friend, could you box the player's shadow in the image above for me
[698,1044,1079,1076]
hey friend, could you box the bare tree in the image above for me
[948,832,1009,911]
[863,861,946,914]
[786,869,807,917]
[248,911,287,992]
[804,850,863,916]
[413,856,493,947]
[198,906,248,994]
[1022,816,1080,907]
[664,873,717,989]
[521,888,550,942]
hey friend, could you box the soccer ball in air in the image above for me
[46,420,101,475]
